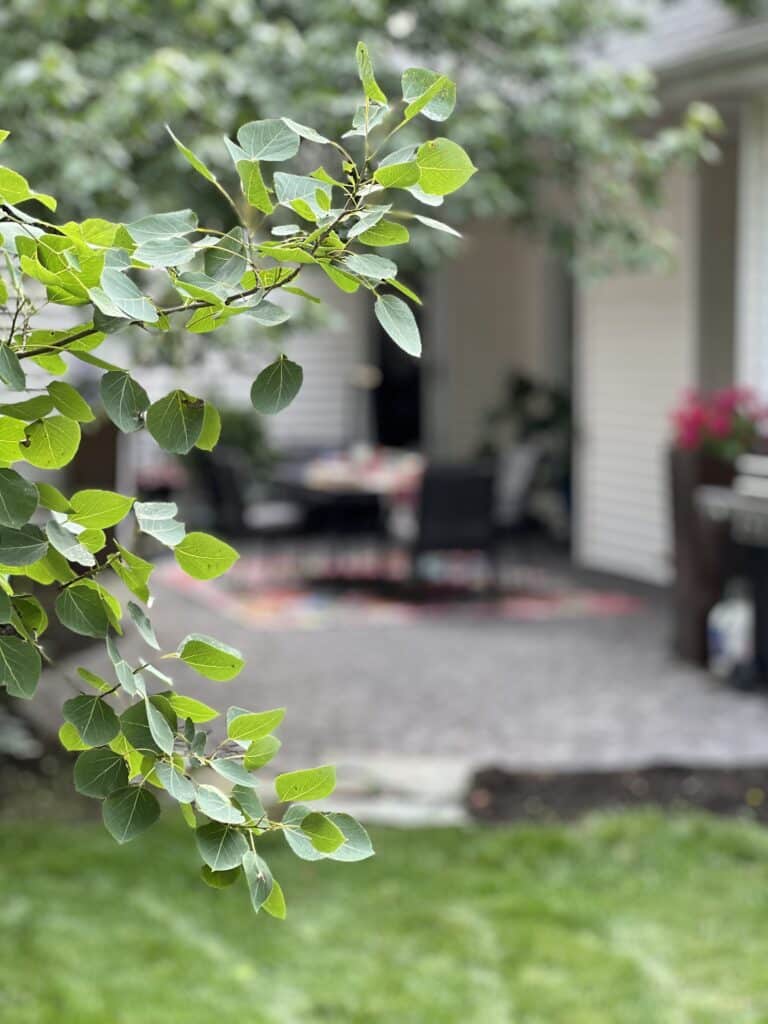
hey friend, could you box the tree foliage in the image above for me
[0,0,722,269]
[0,46,474,913]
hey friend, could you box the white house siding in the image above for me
[737,97,768,398]
[574,168,699,583]
[424,223,569,459]
[131,271,370,451]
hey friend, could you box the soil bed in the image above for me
[468,763,768,824]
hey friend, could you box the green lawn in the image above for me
[3,810,768,1022]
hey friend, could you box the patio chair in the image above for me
[409,462,498,587]
[190,447,305,538]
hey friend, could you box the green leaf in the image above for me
[200,865,241,889]
[32,353,68,375]
[0,591,10,624]
[262,878,287,919]
[120,699,175,755]
[244,851,274,917]
[126,209,197,244]
[0,635,41,699]
[415,138,477,196]
[0,469,38,527]
[174,531,238,580]
[281,803,326,861]
[63,694,119,746]
[36,482,71,514]
[402,69,456,122]
[102,786,160,844]
[319,263,360,293]
[45,520,95,568]
[250,357,303,415]
[0,347,26,390]
[195,822,248,871]
[209,757,258,789]
[165,693,218,723]
[347,204,391,240]
[77,667,111,693]
[153,761,196,803]
[144,698,175,755]
[99,370,150,433]
[0,417,25,465]
[0,524,47,566]
[243,301,291,327]
[343,253,398,280]
[0,395,54,421]
[134,501,186,548]
[0,165,56,211]
[373,163,420,190]
[281,118,330,145]
[355,42,387,105]
[236,160,273,214]
[375,294,422,357]
[177,633,244,682]
[273,173,332,213]
[146,390,205,454]
[358,220,410,247]
[324,813,375,862]
[300,812,346,854]
[242,850,273,913]
[12,595,47,638]
[205,227,247,283]
[55,580,116,638]
[227,708,285,743]
[69,489,134,530]
[111,544,153,603]
[133,236,195,268]
[127,601,159,650]
[22,416,81,469]
[166,126,218,184]
[230,785,265,822]
[244,734,281,770]
[74,747,128,798]
[92,269,159,324]
[195,784,245,825]
[47,381,96,422]
[274,764,336,803]
[237,120,300,162]
[412,213,462,238]
[195,402,221,452]
[59,721,89,751]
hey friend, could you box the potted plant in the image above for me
[669,387,767,663]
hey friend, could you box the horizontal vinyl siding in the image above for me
[737,99,768,400]
[574,168,698,584]
[133,274,370,453]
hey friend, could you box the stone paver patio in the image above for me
[28,551,768,801]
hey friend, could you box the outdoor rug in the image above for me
[156,549,644,631]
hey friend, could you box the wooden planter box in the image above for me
[669,447,735,665]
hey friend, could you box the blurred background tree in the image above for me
[0,0,723,269]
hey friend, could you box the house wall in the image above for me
[573,168,699,583]
[737,97,768,397]
[698,135,738,389]
[424,223,569,459]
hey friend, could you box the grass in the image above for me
[3,810,768,1022]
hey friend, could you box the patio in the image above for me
[26,544,768,823]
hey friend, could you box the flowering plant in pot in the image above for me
[669,387,768,664]
[671,387,768,463]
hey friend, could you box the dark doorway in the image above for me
[372,301,421,448]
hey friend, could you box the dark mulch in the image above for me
[468,764,768,824]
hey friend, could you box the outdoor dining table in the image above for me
[273,446,425,536]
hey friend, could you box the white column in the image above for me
[736,98,768,398]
